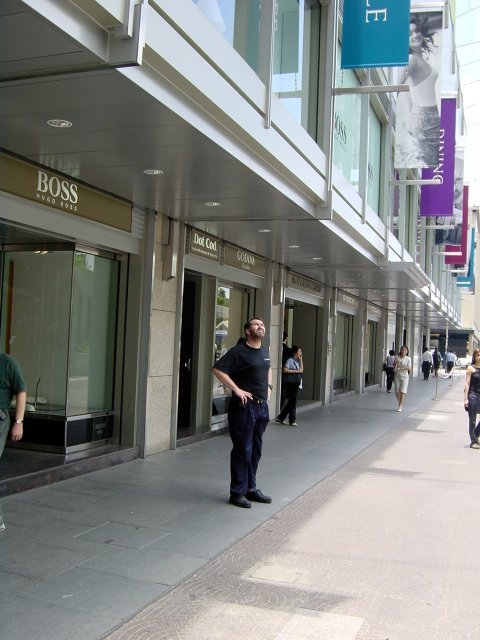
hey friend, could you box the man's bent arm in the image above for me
[212,368,252,404]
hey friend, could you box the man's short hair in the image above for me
[244,316,263,333]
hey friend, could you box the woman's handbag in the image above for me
[382,362,387,372]
[285,372,302,385]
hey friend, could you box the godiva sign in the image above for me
[224,244,265,277]
[0,153,132,232]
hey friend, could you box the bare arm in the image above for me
[465,367,473,405]
[10,390,26,442]
[212,368,252,404]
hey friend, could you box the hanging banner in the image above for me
[457,229,475,288]
[433,151,464,244]
[420,98,456,218]
[341,0,410,69]
[445,185,469,265]
[394,10,443,169]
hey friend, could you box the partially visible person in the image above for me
[276,346,303,427]
[394,345,411,412]
[385,350,396,393]
[280,331,293,408]
[213,317,272,509]
[421,347,433,380]
[445,349,456,377]
[464,349,480,449]
[432,348,441,377]
[0,352,27,459]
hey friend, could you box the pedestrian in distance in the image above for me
[394,345,411,412]
[432,348,441,377]
[280,331,293,409]
[384,350,396,393]
[421,347,433,380]
[212,317,273,509]
[276,345,303,427]
[445,349,456,378]
[0,351,27,459]
[464,349,480,449]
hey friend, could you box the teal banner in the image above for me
[341,0,410,69]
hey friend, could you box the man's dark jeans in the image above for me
[228,396,269,497]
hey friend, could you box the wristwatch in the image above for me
[14,419,23,424]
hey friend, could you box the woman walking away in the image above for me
[385,350,396,393]
[464,349,480,449]
[276,346,303,427]
[394,346,411,412]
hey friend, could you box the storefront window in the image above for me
[1,250,71,412]
[333,47,361,190]
[194,0,262,74]
[1,248,119,418]
[68,252,119,415]
[272,0,321,137]
[367,106,382,215]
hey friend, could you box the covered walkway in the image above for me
[1,372,475,639]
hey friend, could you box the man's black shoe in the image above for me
[246,489,272,504]
[229,495,251,508]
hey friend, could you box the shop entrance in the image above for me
[177,273,199,437]
[177,274,252,440]
[284,298,322,402]
[365,320,378,386]
[334,313,353,394]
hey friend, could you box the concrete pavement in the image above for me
[1,372,476,639]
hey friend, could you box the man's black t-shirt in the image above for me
[214,341,271,400]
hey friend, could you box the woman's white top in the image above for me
[395,356,411,377]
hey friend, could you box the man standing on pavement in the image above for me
[0,351,27,458]
[213,317,273,508]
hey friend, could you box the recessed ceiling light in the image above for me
[288,244,299,248]
[47,119,72,128]
[143,169,164,175]
[312,257,323,261]
[204,201,221,207]
[258,228,271,233]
